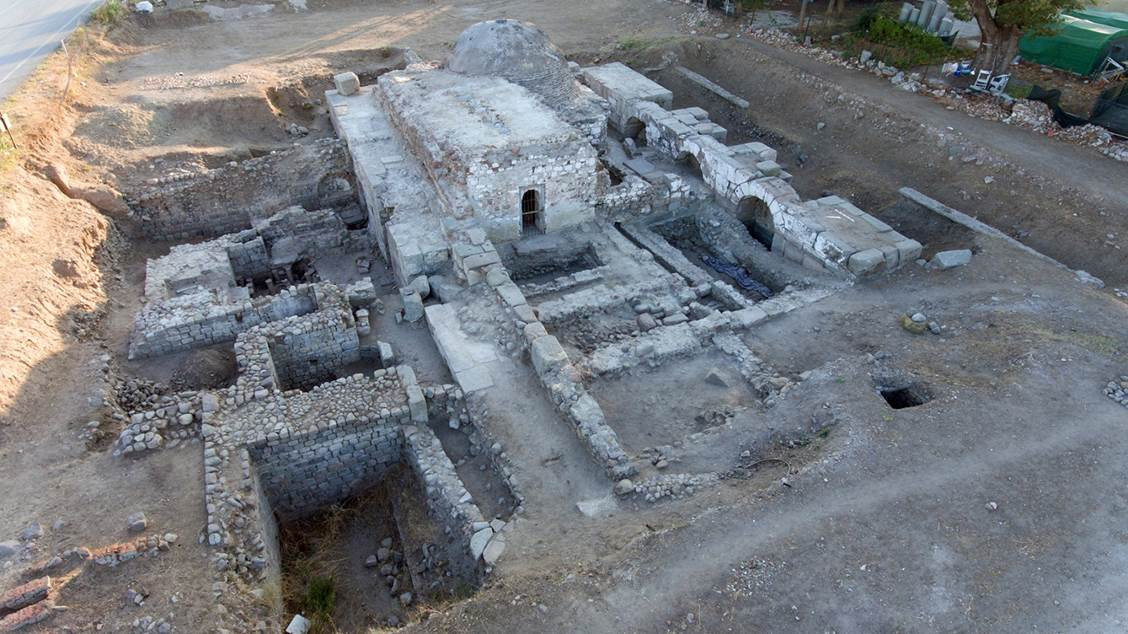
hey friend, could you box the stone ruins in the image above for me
[96,18,927,630]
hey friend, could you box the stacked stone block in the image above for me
[482,264,635,479]
[129,282,320,359]
[248,415,404,518]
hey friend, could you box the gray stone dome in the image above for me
[447,19,579,102]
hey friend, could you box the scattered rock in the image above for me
[900,314,928,335]
[704,368,729,387]
[127,512,148,533]
[930,249,972,270]
[332,72,360,96]
[985,501,998,511]
[285,614,311,634]
[470,528,492,560]
[483,536,506,564]
[614,478,635,496]
[20,523,43,541]
[1075,270,1105,288]
[0,540,20,558]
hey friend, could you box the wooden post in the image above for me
[0,111,16,149]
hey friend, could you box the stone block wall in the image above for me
[581,62,674,132]
[248,415,404,519]
[225,234,270,280]
[584,62,922,276]
[265,311,361,391]
[481,265,636,479]
[128,139,354,241]
[129,284,319,359]
[462,143,598,240]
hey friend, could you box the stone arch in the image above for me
[737,196,775,249]
[623,117,647,146]
[677,151,702,178]
[315,171,356,208]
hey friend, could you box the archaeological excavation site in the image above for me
[0,1,1126,632]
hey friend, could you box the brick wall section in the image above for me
[0,601,53,632]
[128,139,353,241]
[0,577,49,612]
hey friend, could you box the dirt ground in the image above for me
[0,0,1126,632]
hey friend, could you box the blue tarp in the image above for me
[702,255,773,298]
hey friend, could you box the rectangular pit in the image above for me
[651,216,782,301]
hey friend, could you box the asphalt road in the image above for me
[0,0,106,101]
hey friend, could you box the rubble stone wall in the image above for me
[129,285,319,359]
[129,139,353,241]
[463,142,598,240]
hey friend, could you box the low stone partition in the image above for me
[129,283,320,359]
[128,139,354,242]
[585,312,735,377]
[483,264,636,479]
[113,391,211,456]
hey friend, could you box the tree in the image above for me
[948,0,1095,74]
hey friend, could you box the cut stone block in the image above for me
[530,336,569,375]
[401,290,424,322]
[333,72,360,96]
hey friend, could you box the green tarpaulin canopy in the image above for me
[1019,14,1128,75]
[1068,9,1128,31]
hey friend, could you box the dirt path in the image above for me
[737,36,1127,209]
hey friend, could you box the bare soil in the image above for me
[0,0,1125,632]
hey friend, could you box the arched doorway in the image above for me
[623,117,647,146]
[521,188,543,233]
[678,152,702,178]
[738,197,774,249]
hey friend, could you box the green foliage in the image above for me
[861,15,957,66]
[852,3,897,32]
[89,0,125,27]
[303,576,337,619]
[947,0,1095,31]
[1004,80,1034,99]
[741,0,767,14]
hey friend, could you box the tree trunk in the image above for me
[798,0,808,33]
[992,29,1021,74]
[974,26,1021,74]
[966,0,1019,74]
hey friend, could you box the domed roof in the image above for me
[447,19,579,102]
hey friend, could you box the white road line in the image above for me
[0,0,106,89]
